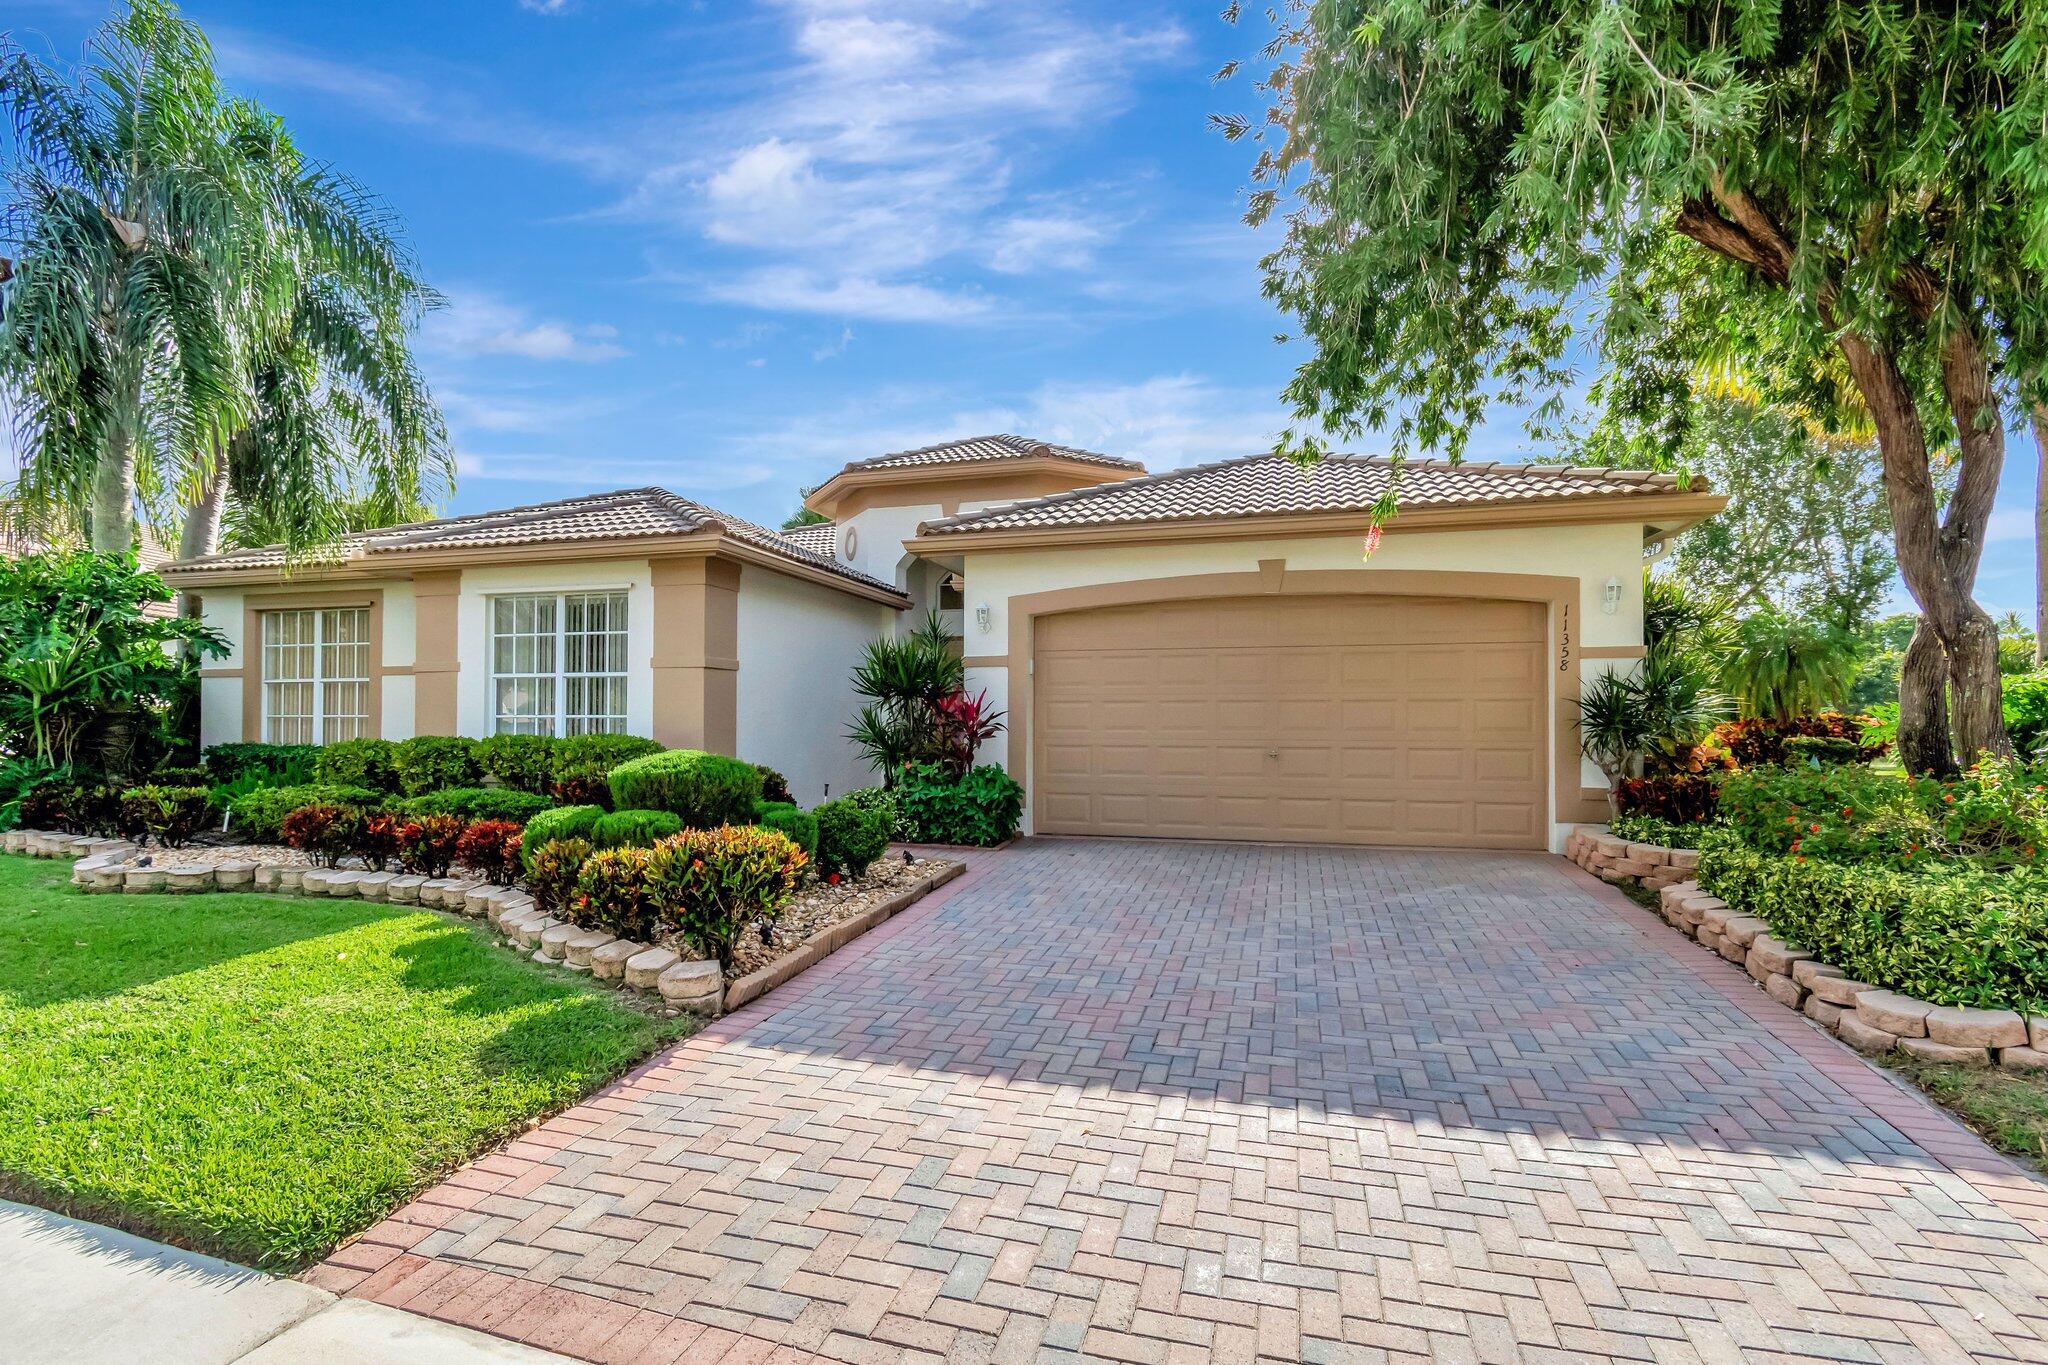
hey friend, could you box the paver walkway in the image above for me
[322,840,2048,1362]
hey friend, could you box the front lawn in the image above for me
[0,854,686,1269]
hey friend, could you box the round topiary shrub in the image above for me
[522,804,606,866]
[593,808,685,849]
[312,738,398,792]
[813,797,891,877]
[607,750,761,828]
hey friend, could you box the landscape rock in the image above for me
[383,874,425,905]
[1803,997,1845,1029]
[537,923,580,962]
[1898,1036,1990,1066]
[1856,990,1934,1039]
[1923,1005,2028,1049]
[163,865,216,894]
[656,959,723,1015]
[564,930,615,968]
[1624,842,1670,865]
[462,884,502,917]
[1809,975,1875,1008]
[590,939,643,981]
[1792,960,1844,989]
[1746,935,1811,977]
[213,860,257,890]
[1667,848,1700,872]
[354,871,395,900]
[625,946,680,990]
[122,868,166,893]
[509,915,558,949]
[1999,1045,2048,1071]
[1721,916,1769,947]
[1717,938,1747,966]
[1763,974,1805,1010]
[255,865,303,893]
[1835,1015,1898,1055]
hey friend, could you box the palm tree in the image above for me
[1720,611,1860,721]
[0,2,446,557]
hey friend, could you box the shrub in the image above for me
[554,733,662,775]
[2006,672,2048,759]
[395,787,552,824]
[525,837,593,916]
[391,736,480,796]
[549,762,613,808]
[1698,840,2048,1012]
[840,785,905,838]
[593,808,685,849]
[755,765,793,805]
[200,741,317,786]
[63,783,124,838]
[813,798,889,876]
[893,763,1023,846]
[18,780,71,831]
[1609,813,1708,849]
[474,734,560,794]
[1708,714,1887,768]
[521,805,605,865]
[119,785,210,849]
[645,826,807,968]
[755,802,819,857]
[1614,773,1721,824]
[1720,756,2048,871]
[456,819,525,885]
[281,803,357,867]
[568,845,661,941]
[1783,735,1868,766]
[228,783,381,842]
[353,811,404,872]
[149,764,210,787]
[396,815,466,878]
[313,738,398,791]
[608,750,761,827]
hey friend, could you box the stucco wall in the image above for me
[954,522,1649,847]
[735,564,898,805]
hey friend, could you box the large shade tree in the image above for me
[1224,0,2048,776]
[0,0,445,559]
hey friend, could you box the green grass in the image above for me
[1882,1053,2048,1167]
[0,854,687,1270]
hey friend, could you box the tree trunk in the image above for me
[89,422,137,552]
[178,444,230,561]
[1897,619,1954,776]
[2034,402,2048,668]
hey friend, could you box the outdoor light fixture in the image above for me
[974,603,991,633]
[1602,576,1622,614]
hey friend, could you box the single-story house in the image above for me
[163,433,1722,848]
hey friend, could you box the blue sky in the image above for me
[8,0,2041,619]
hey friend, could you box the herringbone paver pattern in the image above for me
[326,840,2048,1362]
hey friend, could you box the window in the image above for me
[261,607,370,744]
[490,592,628,736]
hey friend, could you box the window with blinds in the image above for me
[261,607,371,744]
[490,592,628,736]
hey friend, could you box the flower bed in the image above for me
[5,828,962,1017]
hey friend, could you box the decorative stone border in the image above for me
[1564,827,2048,1072]
[6,829,962,1020]
[1563,827,1697,891]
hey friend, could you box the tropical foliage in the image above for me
[847,611,1006,783]
[1225,0,2046,774]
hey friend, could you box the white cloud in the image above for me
[701,268,993,324]
[423,290,628,363]
[986,213,1111,275]
[812,326,855,361]
[520,0,572,11]
[436,386,613,435]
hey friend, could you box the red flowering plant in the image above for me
[396,814,466,878]
[456,819,525,886]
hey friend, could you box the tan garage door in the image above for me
[1033,594,1548,848]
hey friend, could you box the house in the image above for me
[162,434,1722,847]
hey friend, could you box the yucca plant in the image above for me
[846,610,963,785]
[1578,648,1731,812]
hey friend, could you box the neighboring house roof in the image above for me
[916,452,1715,538]
[777,520,838,556]
[838,433,1143,475]
[163,487,906,601]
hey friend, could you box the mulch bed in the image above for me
[721,854,962,981]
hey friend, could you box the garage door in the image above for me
[1033,594,1548,848]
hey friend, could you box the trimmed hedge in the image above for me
[313,738,397,792]
[608,750,760,828]
[391,736,480,796]
[894,763,1023,846]
[474,734,559,793]
[555,733,662,775]
[229,783,382,842]
[813,797,889,876]
[522,805,605,865]
[1697,840,2048,1013]
[395,787,552,824]
[592,808,685,849]
[755,802,818,857]
[201,742,317,786]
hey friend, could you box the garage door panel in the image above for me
[1035,595,1546,848]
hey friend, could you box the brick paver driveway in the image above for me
[324,840,2048,1362]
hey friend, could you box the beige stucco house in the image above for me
[163,433,1721,846]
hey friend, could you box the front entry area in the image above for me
[1031,593,1548,848]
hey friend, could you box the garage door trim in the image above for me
[1001,566,1606,839]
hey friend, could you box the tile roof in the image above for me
[776,520,838,556]
[919,453,1707,535]
[165,488,904,597]
[838,433,1142,475]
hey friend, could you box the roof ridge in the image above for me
[841,432,1139,475]
[374,487,676,549]
[923,450,1280,531]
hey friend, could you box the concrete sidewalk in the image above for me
[0,1199,568,1363]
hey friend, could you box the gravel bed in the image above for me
[719,855,959,981]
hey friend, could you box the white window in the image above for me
[490,592,629,736]
[261,607,371,744]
